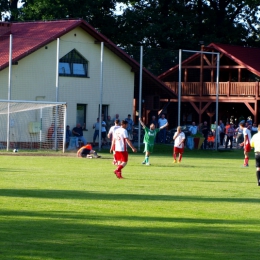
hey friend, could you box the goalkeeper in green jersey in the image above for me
[139,117,168,165]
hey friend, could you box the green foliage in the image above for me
[0,149,260,259]
[1,0,260,75]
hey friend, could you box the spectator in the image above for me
[201,121,210,149]
[72,123,87,147]
[113,114,120,124]
[235,124,244,149]
[106,115,114,132]
[219,120,225,146]
[189,122,197,135]
[225,123,235,149]
[125,114,134,140]
[158,114,168,143]
[252,122,258,136]
[66,125,71,149]
[93,118,107,147]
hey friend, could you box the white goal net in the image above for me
[0,100,66,152]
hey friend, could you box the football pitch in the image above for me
[1,146,259,260]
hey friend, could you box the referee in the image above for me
[250,124,260,186]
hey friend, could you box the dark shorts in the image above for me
[78,148,91,157]
[102,132,106,139]
[255,153,260,167]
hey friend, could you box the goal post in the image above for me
[0,99,67,152]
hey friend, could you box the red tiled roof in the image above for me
[0,19,174,97]
[208,43,260,77]
[158,43,260,79]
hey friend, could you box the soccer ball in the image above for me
[13,149,18,153]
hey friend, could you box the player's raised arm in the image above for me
[139,117,145,128]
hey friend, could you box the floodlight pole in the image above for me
[138,46,143,151]
[7,34,13,151]
[215,53,220,151]
[98,42,104,152]
[178,49,182,126]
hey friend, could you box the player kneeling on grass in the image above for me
[173,126,185,163]
[139,117,168,165]
[77,144,101,159]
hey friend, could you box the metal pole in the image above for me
[7,34,12,151]
[178,49,182,126]
[138,46,143,151]
[99,42,104,151]
[54,38,60,150]
[215,53,220,151]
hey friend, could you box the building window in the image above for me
[76,104,87,127]
[59,49,88,77]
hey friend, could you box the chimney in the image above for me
[0,22,12,37]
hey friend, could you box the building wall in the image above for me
[0,26,135,143]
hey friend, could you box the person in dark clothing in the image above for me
[201,121,210,149]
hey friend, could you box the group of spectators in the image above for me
[187,117,258,150]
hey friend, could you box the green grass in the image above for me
[1,145,260,260]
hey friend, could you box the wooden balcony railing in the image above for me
[164,82,259,97]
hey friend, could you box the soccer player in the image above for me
[173,126,186,163]
[139,117,168,165]
[107,119,121,165]
[239,121,252,167]
[250,124,260,186]
[110,120,137,179]
[77,144,101,158]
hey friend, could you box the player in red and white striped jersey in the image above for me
[239,121,252,167]
[110,120,137,178]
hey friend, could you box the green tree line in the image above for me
[1,0,260,75]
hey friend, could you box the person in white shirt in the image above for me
[239,121,252,167]
[107,119,121,165]
[189,122,197,135]
[250,124,260,186]
[110,120,137,179]
[158,114,168,143]
[173,126,186,163]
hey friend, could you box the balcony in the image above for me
[164,82,259,98]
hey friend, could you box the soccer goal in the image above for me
[0,99,67,152]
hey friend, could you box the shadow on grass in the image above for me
[0,209,259,260]
[0,188,259,203]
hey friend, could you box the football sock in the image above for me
[179,154,182,162]
[174,154,176,160]
[244,157,249,165]
[117,165,123,172]
[146,156,149,163]
[145,156,148,163]
[257,171,260,184]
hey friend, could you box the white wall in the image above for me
[0,26,135,143]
